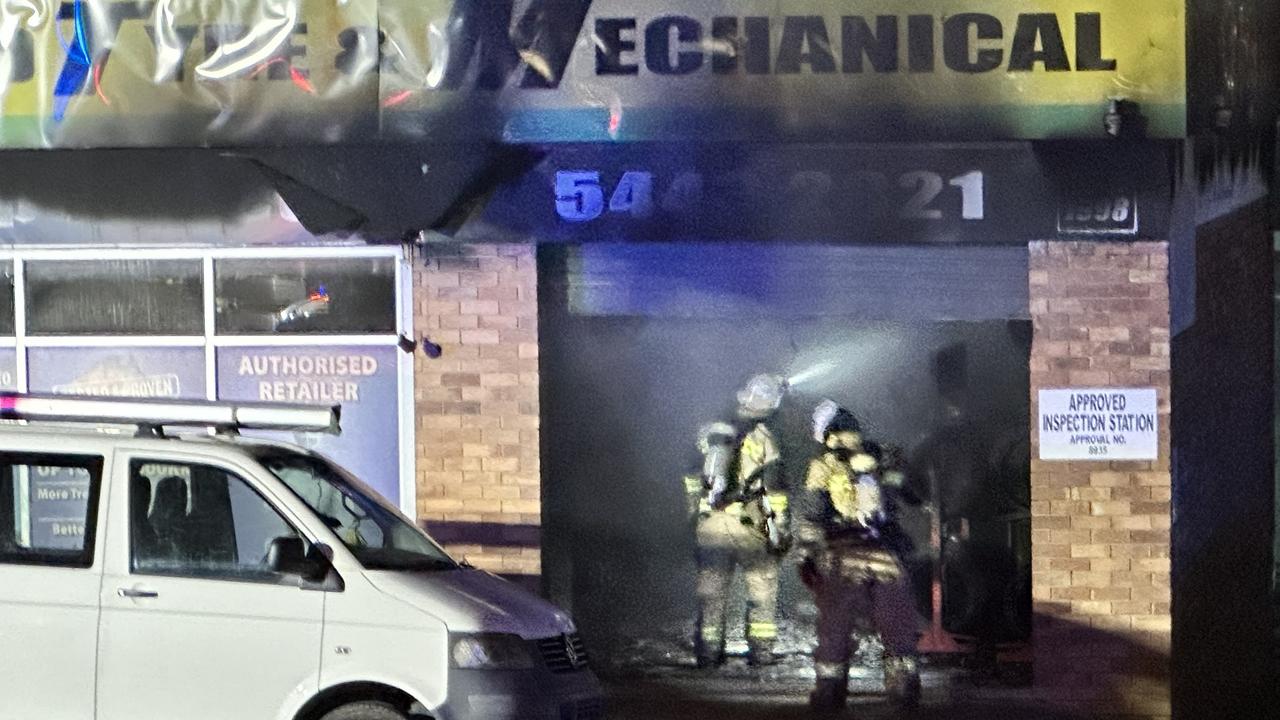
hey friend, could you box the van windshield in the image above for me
[255,450,457,572]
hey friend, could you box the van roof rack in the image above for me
[0,393,341,438]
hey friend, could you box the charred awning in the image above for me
[0,145,539,244]
[244,144,542,240]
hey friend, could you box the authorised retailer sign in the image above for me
[1038,388,1158,461]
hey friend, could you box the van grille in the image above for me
[536,633,590,673]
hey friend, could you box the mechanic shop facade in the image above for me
[3,1,1278,718]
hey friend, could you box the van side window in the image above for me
[130,460,303,583]
[0,453,104,568]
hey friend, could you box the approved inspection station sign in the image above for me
[1038,388,1159,460]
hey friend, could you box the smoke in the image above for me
[541,278,1033,661]
[783,326,911,399]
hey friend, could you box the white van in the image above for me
[0,395,602,720]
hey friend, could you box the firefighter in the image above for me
[683,374,791,668]
[797,401,922,712]
[862,440,925,563]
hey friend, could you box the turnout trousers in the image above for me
[694,511,779,664]
[810,541,920,703]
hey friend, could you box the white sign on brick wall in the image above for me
[1038,388,1158,460]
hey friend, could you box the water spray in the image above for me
[787,361,837,389]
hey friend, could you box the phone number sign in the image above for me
[467,143,1171,245]
[553,168,990,224]
[1038,388,1159,460]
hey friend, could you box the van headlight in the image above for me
[450,633,536,670]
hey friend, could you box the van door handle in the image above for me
[117,588,159,599]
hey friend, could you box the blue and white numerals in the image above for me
[555,169,985,222]
[555,171,654,222]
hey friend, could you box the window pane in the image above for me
[259,451,455,571]
[0,454,103,567]
[0,261,14,336]
[215,257,396,334]
[26,260,203,335]
[130,460,300,582]
[215,345,400,503]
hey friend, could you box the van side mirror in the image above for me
[267,537,339,589]
[267,536,331,580]
[266,536,309,575]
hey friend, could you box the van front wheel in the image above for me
[318,701,407,720]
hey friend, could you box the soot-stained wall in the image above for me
[1170,201,1277,718]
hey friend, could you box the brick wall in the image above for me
[1029,241,1172,718]
[413,243,542,579]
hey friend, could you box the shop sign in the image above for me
[1038,388,1158,460]
[25,346,206,548]
[0,0,1185,148]
[215,346,400,505]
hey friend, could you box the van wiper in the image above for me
[361,555,457,572]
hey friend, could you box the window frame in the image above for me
[0,246,417,519]
[0,452,104,569]
[126,456,313,587]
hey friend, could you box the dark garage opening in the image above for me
[539,242,1034,677]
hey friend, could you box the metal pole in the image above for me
[917,466,962,654]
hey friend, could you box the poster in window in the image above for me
[28,347,207,400]
[215,346,401,506]
[25,346,207,548]
[0,348,16,390]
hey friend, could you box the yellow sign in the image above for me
[0,1,1186,147]
[0,0,377,146]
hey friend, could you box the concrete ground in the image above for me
[596,629,1069,720]
[602,668,1086,720]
